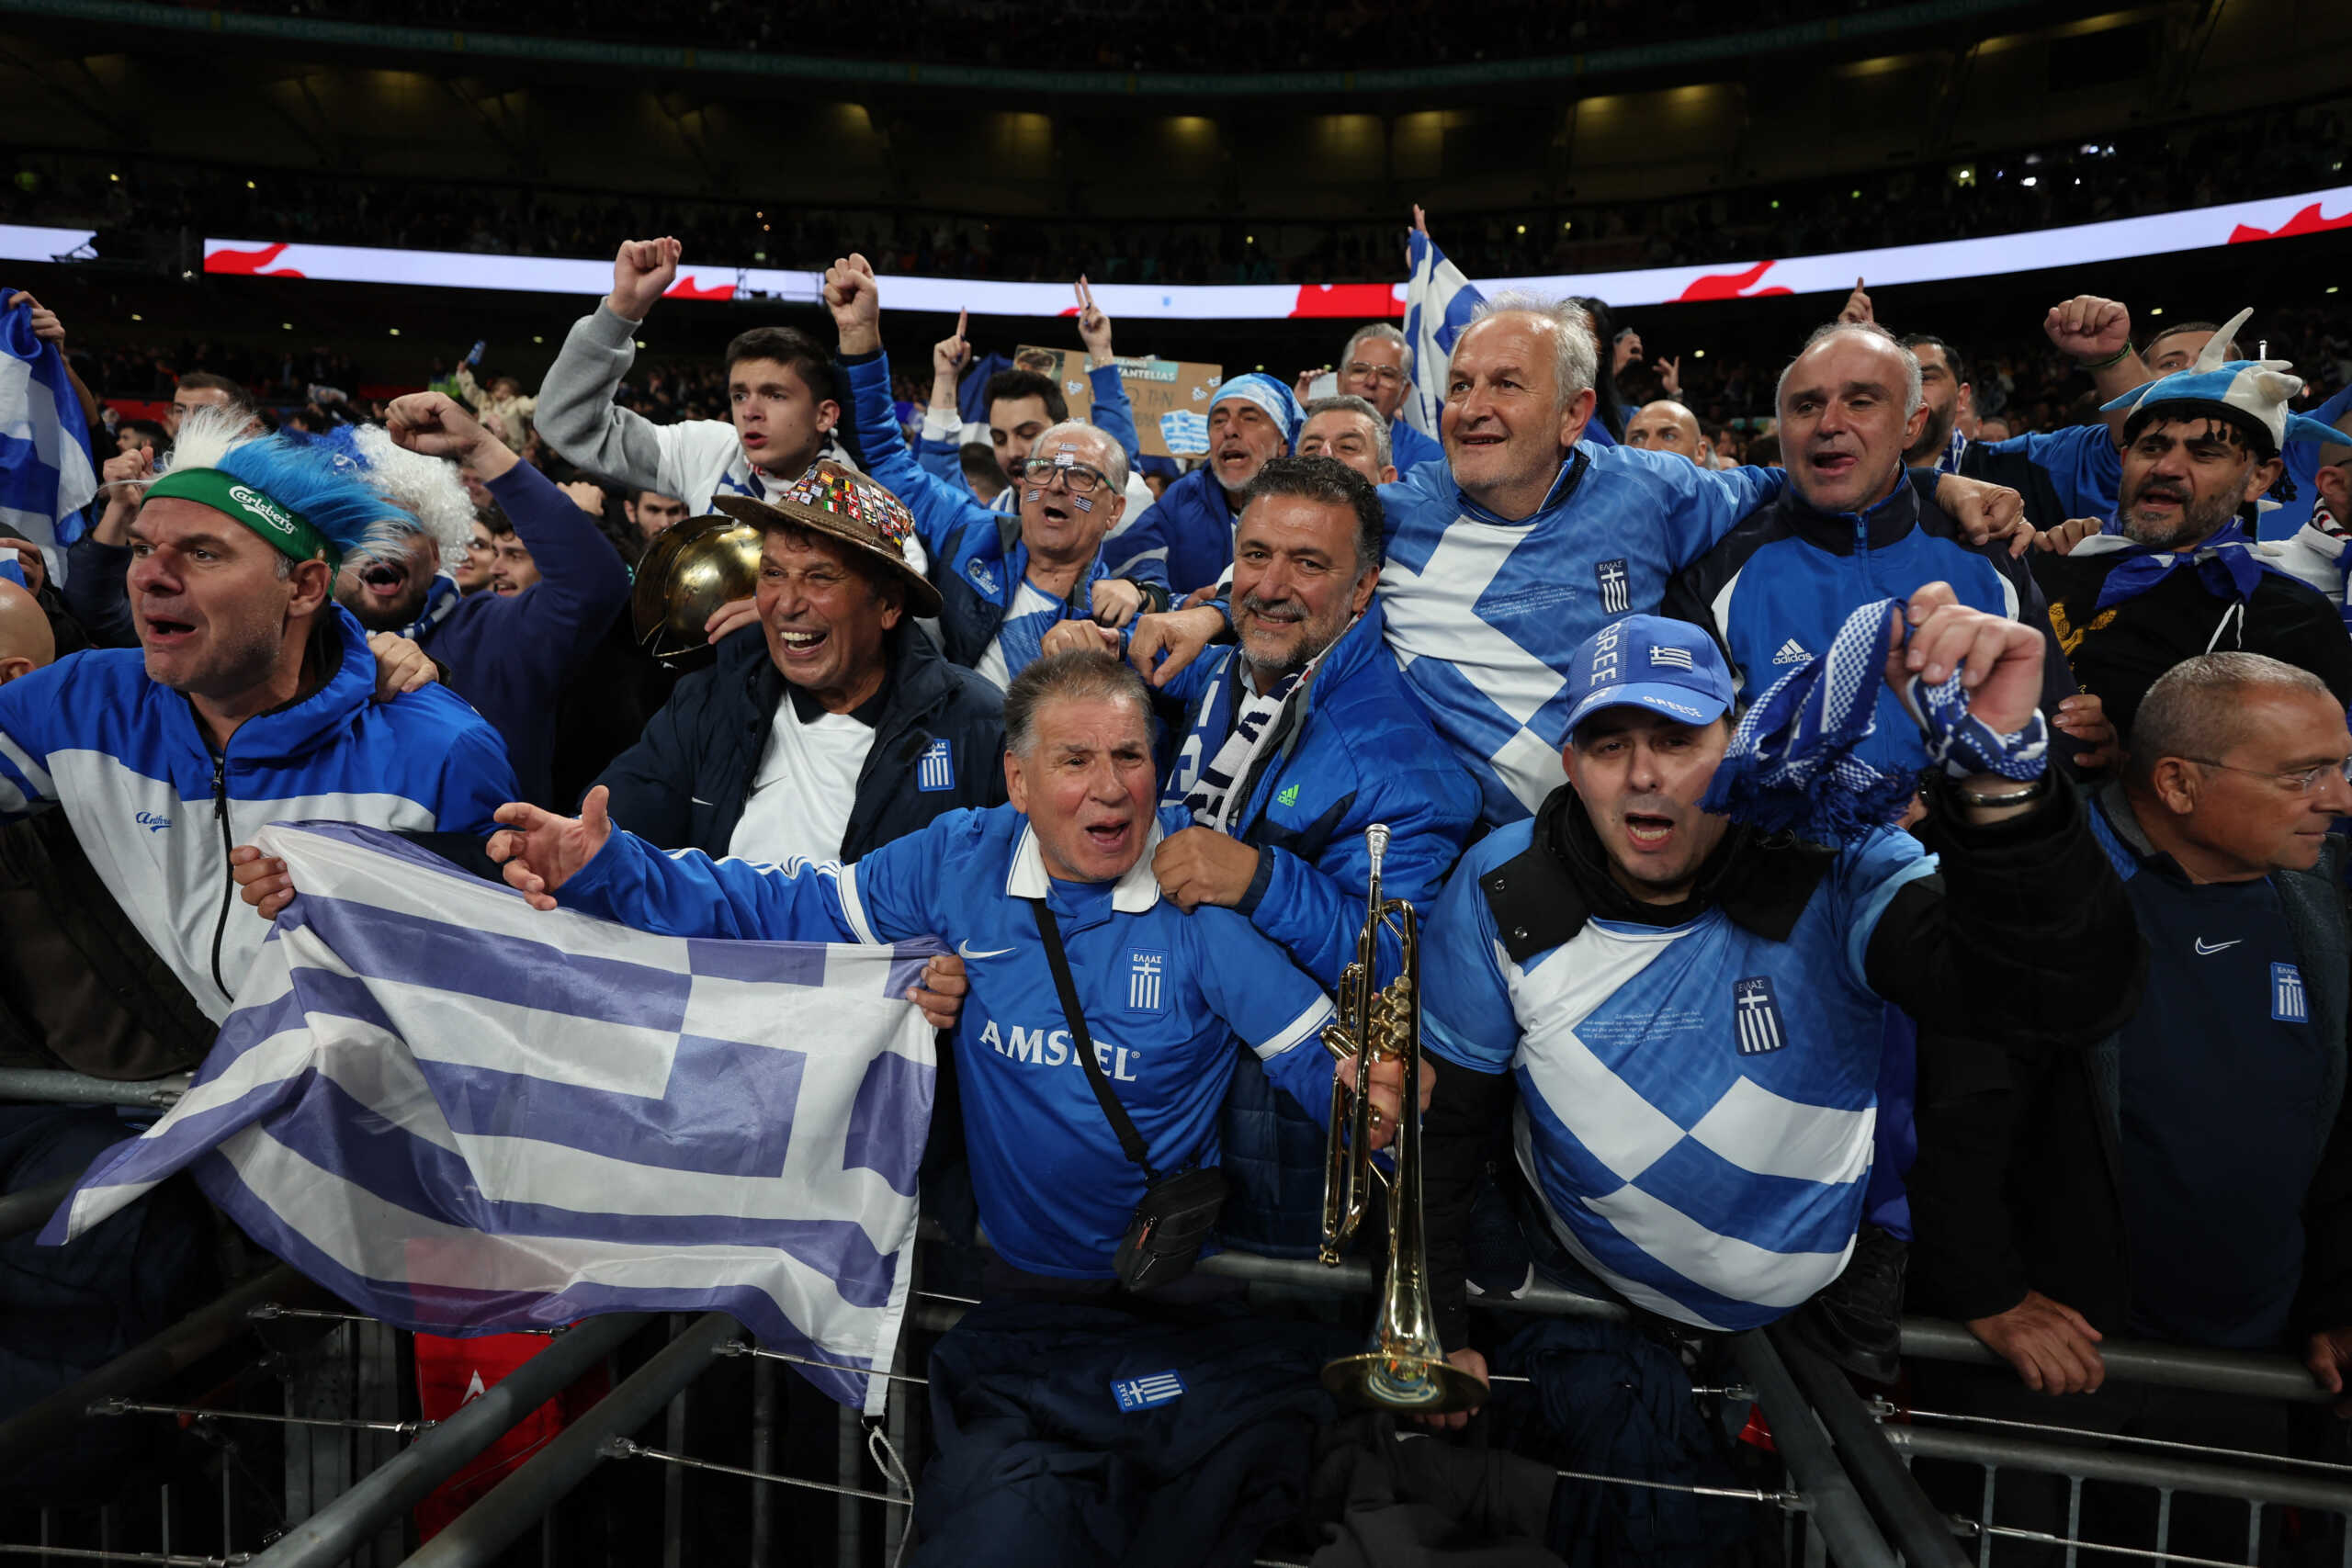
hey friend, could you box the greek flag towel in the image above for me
[43,822,939,1415]
[0,285,97,547]
[1401,231,1483,444]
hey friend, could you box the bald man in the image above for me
[0,579,54,683]
[1623,400,1713,467]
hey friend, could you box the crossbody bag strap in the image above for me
[1028,898,1161,1183]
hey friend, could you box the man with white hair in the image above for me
[824,254,1169,689]
[1128,295,2027,827]
[1667,321,2076,778]
[1296,395,1399,486]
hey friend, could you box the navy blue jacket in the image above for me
[591,620,1006,860]
[844,349,1168,671]
[1663,471,2076,776]
[1150,604,1480,1256]
[913,1299,1350,1568]
[1389,418,1444,476]
[1150,466,1244,599]
[420,462,631,806]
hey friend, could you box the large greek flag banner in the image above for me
[43,822,938,1415]
[1400,231,1483,443]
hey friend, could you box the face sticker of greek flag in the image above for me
[2273,962,2308,1023]
[1596,558,1631,615]
[1111,1370,1186,1412]
[1128,951,1164,1013]
[1733,976,1787,1056]
[916,739,955,793]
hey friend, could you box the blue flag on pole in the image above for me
[0,286,97,547]
[45,822,940,1414]
[1401,231,1484,446]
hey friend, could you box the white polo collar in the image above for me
[1003,819,1166,913]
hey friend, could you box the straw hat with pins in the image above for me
[710,459,943,618]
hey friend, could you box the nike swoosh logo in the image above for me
[956,942,1016,961]
[2193,938,2242,955]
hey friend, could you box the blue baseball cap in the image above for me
[1561,615,1736,737]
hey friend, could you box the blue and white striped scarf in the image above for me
[1701,597,2050,840]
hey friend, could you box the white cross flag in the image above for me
[42,822,939,1416]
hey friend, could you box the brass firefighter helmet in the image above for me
[630,512,764,666]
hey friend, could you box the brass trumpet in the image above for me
[1317,824,1489,1414]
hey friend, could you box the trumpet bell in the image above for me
[631,513,765,666]
[1320,1350,1489,1415]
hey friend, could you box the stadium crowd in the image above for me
[2,197,2351,1563]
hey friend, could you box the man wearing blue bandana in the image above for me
[2031,309,2352,742]
[822,255,1171,690]
[1149,373,1303,598]
[1408,594,2139,1416]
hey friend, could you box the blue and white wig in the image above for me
[159,405,420,569]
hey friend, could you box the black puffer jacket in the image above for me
[592,621,1006,860]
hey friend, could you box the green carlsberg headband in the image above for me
[141,468,342,573]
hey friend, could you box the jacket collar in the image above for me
[1481,784,1836,964]
[1769,470,1920,556]
[1003,815,1166,913]
[1450,446,1591,527]
[196,605,374,764]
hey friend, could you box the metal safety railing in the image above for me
[14,1179,2350,1568]
[1884,1318,2352,1568]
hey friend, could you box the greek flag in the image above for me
[1401,231,1484,443]
[0,286,97,547]
[1159,410,1209,457]
[42,822,939,1415]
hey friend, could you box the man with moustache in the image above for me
[2031,311,2352,742]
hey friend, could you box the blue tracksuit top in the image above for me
[1374,445,1784,826]
[910,361,1169,584]
[844,351,1168,675]
[1150,467,1247,599]
[1662,471,2076,776]
[1389,418,1444,476]
[559,803,1339,1280]
[0,604,515,1019]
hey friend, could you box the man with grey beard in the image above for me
[2030,315,2352,742]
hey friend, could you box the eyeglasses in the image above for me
[1344,361,1404,385]
[1013,457,1108,495]
[2180,755,2352,794]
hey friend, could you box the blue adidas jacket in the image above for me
[1153,603,1481,1256]
[0,604,515,1020]
[845,351,1169,671]
[1662,471,2077,776]
[559,802,1339,1280]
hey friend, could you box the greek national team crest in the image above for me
[916,738,956,793]
[966,559,1001,596]
[1111,1371,1186,1412]
[1596,558,1631,615]
[2273,962,2309,1023]
[1733,976,1787,1056]
[1127,951,1165,1013]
